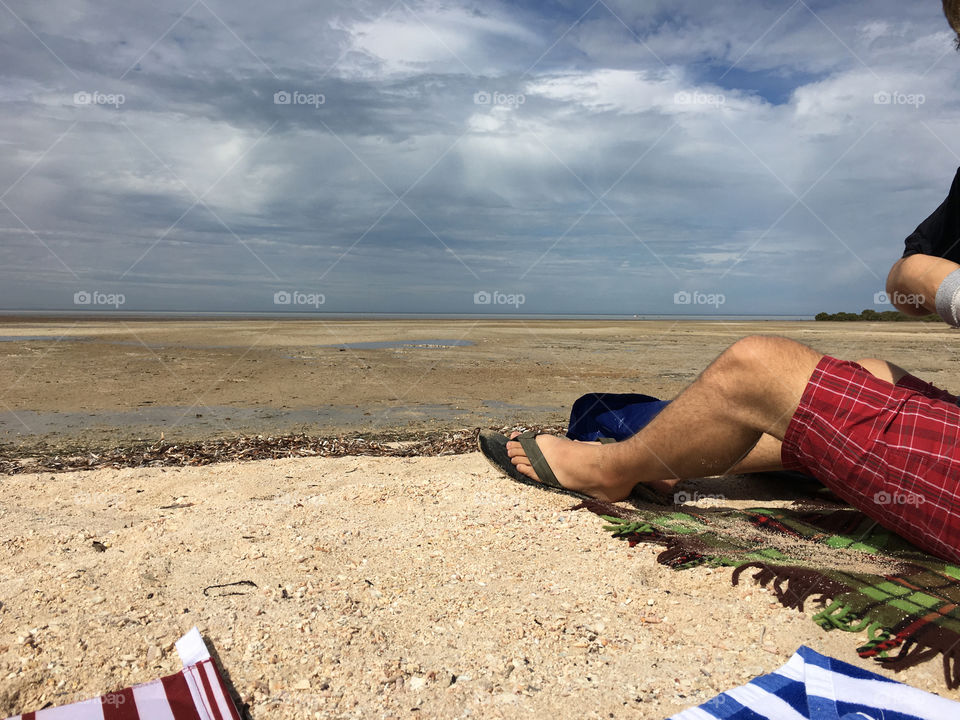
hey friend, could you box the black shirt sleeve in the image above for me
[904,167,960,262]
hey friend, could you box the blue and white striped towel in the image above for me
[669,646,960,720]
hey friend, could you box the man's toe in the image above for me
[516,462,538,481]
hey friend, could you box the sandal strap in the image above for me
[514,431,562,490]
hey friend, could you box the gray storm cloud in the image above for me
[0,0,957,314]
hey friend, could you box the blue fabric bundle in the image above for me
[669,645,960,720]
[566,392,669,442]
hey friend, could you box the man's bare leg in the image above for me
[507,338,907,502]
[725,433,782,474]
[724,357,908,475]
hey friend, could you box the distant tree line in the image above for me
[814,309,939,322]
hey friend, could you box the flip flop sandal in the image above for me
[478,429,593,501]
[478,430,674,505]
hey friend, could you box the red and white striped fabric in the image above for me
[5,628,241,720]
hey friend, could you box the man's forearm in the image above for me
[886,254,960,316]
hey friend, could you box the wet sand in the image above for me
[2,318,960,453]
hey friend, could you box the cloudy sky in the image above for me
[1,0,959,315]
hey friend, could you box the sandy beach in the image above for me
[8,0,960,714]
[2,455,955,719]
[2,319,960,718]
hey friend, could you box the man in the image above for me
[487,2,960,564]
[946,0,960,47]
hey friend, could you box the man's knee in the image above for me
[706,336,823,419]
[718,335,809,371]
[706,336,818,391]
[855,358,908,385]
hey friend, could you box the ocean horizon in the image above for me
[0,310,814,322]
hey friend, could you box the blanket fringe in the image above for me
[947,647,960,690]
[814,601,879,633]
[576,502,960,689]
[795,508,876,537]
[735,562,960,689]
[871,633,960,690]
[657,543,706,569]
[573,498,630,519]
[732,561,846,611]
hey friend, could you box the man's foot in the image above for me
[506,432,678,502]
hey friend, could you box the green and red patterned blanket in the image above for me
[578,499,960,688]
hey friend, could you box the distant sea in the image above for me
[0,311,813,321]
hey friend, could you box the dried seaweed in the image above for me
[0,425,567,476]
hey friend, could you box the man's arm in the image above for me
[886,168,960,318]
[886,254,960,316]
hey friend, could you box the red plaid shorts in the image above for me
[782,355,960,563]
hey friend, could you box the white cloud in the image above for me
[525,68,763,117]
[340,2,538,76]
[859,20,894,46]
[3,0,960,314]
